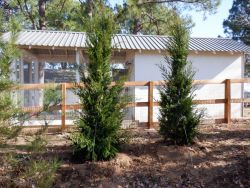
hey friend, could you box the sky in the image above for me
[109,0,233,38]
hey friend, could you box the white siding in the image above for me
[133,52,243,122]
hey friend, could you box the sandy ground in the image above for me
[0,123,249,188]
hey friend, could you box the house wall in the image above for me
[133,51,244,122]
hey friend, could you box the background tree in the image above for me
[1,0,221,34]
[3,0,81,30]
[158,19,202,145]
[71,2,127,161]
[115,1,193,34]
[45,0,82,30]
[114,0,220,34]
[223,0,250,45]
[137,0,220,13]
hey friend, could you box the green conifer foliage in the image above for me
[71,4,127,161]
[0,16,22,143]
[158,21,202,145]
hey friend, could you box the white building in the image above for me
[3,30,250,125]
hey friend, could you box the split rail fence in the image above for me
[16,78,250,131]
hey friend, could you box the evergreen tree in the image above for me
[114,1,193,35]
[71,3,127,161]
[158,20,202,145]
[223,0,250,45]
[0,15,23,144]
[114,0,220,35]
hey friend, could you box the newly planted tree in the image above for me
[71,3,127,161]
[158,20,202,145]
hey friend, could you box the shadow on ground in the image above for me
[54,125,250,188]
[1,124,249,188]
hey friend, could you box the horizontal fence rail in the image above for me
[14,78,250,130]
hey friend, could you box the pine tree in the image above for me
[71,3,127,161]
[0,15,22,144]
[223,0,250,45]
[158,20,202,145]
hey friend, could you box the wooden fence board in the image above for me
[231,78,250,83]
[231,98,250,103]
[16,78,250,129]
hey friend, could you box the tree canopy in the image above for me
[136,0,220,13]
[114,0,220,35]
[223,0,250,45]
[2,0,81,30]
[0,0,220,34]
[115,1,193,35]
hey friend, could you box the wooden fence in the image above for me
[16,78,250,130]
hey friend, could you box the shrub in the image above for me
[27,135,48,152]
[23,159,60,188]
[158,20,202,145]
[71,3,127,161]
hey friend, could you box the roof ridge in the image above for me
[190,37,233,40]
[23,29,86,34]
[21,30,242,40]
[115,33,170,38]
[2,30,250,53]
[22,30,238,41]
[22,29,170,38]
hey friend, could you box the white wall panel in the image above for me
[133,52,243,122]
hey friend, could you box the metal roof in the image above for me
[2,30,250,53]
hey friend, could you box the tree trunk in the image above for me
[85,0,94,17]
[38,0,46,30]
[132,18,142,34]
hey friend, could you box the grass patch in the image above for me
[0,125,22,145]
[23,159,60,188]
[3,153,20,168]
[26,135,48,152]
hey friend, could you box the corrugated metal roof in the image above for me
[2,30,250,53]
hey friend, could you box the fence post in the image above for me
[225,79,231,124]
[148,81,154,129]
[61,83,66,131]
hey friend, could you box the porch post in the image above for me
[10,60,17,105]
[19,58,24,83]
[34,60,39,106]
[76,50,80,83]
[10,60,17,81]
[38,62,45,106]
[28,62,33,83]
[34,60,44,107]
[19,58,24,107]
[34,60,39,83]
[28,62,34,106]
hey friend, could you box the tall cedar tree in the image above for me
[0,15,22,143]
[71,4,126,161]
[159,21,202,145]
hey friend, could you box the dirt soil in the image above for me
[1,123,250,188]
